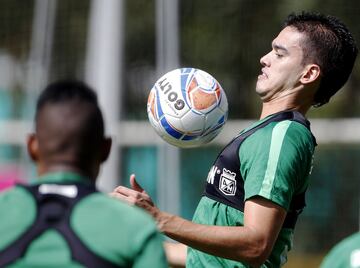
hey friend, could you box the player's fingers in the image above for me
[109,192,135,204]
[110,191,153,209]
[113,185,152,202]
[113,185,139,197]
[130,174,145,193]
[113,185,124,192]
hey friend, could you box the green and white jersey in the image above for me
[0,172,168,268]
[320,232,360,268]
[187,111,316,268]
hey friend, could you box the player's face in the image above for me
[256,26,306,102]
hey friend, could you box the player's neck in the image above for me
[259,88,314,119]
[259,99,312,119]
[37,162,96,181]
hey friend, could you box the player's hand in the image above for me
[111,174,159,219]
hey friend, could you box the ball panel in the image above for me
[159,116,184,140]
[193,69,216,91]
[147,88,158,120]
[163,113,186,133]
[180,109,205,132]
[154,74,190,118]
[189,89,218,113]
[217,90,229,114]
[204,107,227,129]
[214,84,222,100]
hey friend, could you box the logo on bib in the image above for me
[219,168,236,196]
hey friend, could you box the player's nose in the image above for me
[260,51,271,67]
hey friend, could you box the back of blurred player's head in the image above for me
[284,11,358,107]
[29,80,111,179]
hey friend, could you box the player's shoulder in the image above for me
[72,192,160,249]
[0,185,35,204]
[0,186,37,237]
[266,118,314,142]
[248,118,313,143]
[242,118,315,158]
[284,119,315,144]
[320,232,360,268]
[80,191,156,224]
[70,191,163,265]
[269,116,310,131]
[333,232,360,250]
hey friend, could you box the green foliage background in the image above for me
[1,0,359,120]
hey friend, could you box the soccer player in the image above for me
[0,80,168,268]
[320,232,360,268]
[112,11,358,267]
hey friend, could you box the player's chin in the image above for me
[255,83,267,96]
[256,79,273,94]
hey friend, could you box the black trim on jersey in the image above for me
[0,183,122,268]
[204,110,316,229]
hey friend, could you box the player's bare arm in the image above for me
[163,242,187,268]
[112,175,287,267]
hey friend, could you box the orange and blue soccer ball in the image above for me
[147,67,228,148]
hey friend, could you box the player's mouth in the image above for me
[258,69,268,80]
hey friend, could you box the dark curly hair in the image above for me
[284,11,358,107]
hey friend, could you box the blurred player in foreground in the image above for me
[0,80,168,268]
[112,11,358,267]
[320,231,360,268]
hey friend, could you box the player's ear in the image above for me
[100,137,112,163]
[27,133,39,162]
[301,64,321,85]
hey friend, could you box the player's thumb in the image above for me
[130,174,145,193]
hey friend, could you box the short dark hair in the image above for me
[36,80,104,136]
[284,11,358,107]
[35,80,105,165]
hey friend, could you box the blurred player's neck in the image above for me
[37,162,96,182]
[259,88,315,119]
[260,100,311,119]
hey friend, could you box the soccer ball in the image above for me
[147,67,228,148]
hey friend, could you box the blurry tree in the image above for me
[180,0,360,119]
[0,0,359,119]
[50,0,90,80]
[123,0,156,120]
[180,0,280,118]
[0,0,33,59]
